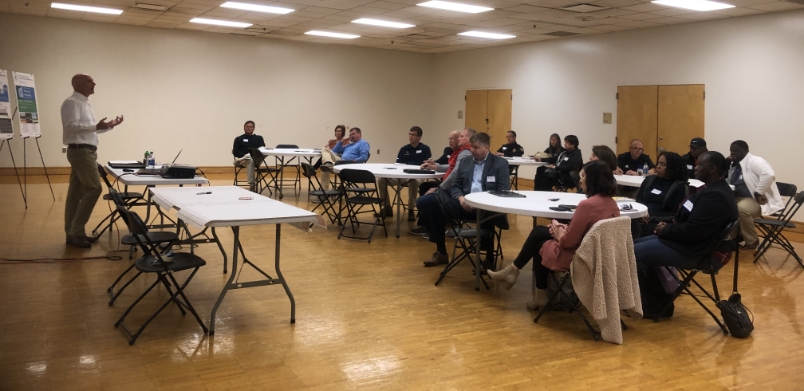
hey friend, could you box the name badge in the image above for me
[739,175,743,180]
[487,176,496,183]
[687,164,693,170]
[243,138,248,142]
[502,147,507,150]
[683,200,694,212]
[651,188,662,195]
[416,150,422,154]
[447,155,451,159]
[563,157,569,161]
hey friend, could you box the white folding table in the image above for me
[334,163,444,238]
[503,157,548,189]
[614,174,707,189]
[463,191,648,291]
[260,147,321,199]
[149,186,319,334]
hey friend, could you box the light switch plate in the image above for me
[458,110,463,119]
[62,146,67,153]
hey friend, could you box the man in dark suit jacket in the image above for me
[422,132,510,268]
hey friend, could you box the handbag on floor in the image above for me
[717,252,754,338]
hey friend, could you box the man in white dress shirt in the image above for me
[61,74,124,248]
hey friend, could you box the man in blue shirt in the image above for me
[378,126,432,220]
[320,127,370,189]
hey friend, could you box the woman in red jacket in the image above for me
[488,160,621,309]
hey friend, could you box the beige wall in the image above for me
[431,9,804,187]
[0,13,434,167]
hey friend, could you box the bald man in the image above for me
[61,74,124,248]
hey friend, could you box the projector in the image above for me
[160,164,197,179]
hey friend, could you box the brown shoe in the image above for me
[66,235,92,248]
[742,241,759,250]
[84,235,99,244]
[423,252,449,267]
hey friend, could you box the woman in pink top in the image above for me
[488,160,621,309]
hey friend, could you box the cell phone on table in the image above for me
[549,206,571,212]
[558,204,577,210]
[123,169,134,172]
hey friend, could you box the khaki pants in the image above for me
[737,196,761,245]
[320,148,341,190]
[234,154,255,184]
[378,178,420,212]
[65,148,102,237]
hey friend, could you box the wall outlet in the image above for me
[376,149,380,154]
[62,146,67,153]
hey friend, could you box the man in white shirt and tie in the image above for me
[61,74,124,248]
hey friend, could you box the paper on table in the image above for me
[109,160,142,165]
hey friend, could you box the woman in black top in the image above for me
[534,135,583,191]
[543,133,564,159]
[632,151,688,238]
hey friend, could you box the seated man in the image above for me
[419,132,510,268]
[617,139,655,176]
[495,130,525,157]
[634,151,738,272]
[417,130,461,197]
[727,140,784,249]
[681,137,707,179]
[232,120,266,190]
[319,127,370,189]
[378,126,432,220]
[534,135,583,191]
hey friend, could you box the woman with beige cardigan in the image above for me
[488,160,621,309]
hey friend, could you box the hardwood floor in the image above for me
[1,175,804,390]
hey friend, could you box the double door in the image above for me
[465,89,512,147]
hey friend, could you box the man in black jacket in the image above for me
[495,130,525,157]
[617,139,655,176]
[534,135,583,191]
[634,151,738,271]
[681,137,708,180]
[232,120,265,190]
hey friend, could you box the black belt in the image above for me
[68,144,97,152]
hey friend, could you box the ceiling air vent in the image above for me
[134,2,167,11]
[562,3,607,12]
[544,31,580,37]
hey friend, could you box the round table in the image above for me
[504,156,549,167]
[334,163,444,237]
[614,174,706,189]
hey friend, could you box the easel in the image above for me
[3,107,55,208]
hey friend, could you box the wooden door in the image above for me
[486,89,512,148]
[616,85,658,158]
[657,85,705,155]
[465,90,488,134]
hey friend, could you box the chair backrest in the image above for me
[116,205,166,262]
[97,164,113,189]
[276,144,298,149]
[248,148,268,167]
[771,182,799,219]
[338,169,375,186]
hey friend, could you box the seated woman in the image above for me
[488,160,620,309]
[632,151,688,239]
[534,135,583,191]
[589,145,623,175]
[314,124,347,170]
[533,133,564,185]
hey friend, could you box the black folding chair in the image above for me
[275,144,302,197]
[249,148,280,197]
[653,220,740,335]
[556,166,581,193]
[301,162,343,225]
[754,185,803,268]
[114,206,208,345]
[92,164,144,238]
[232,161,250,188]
[106,189,179,306]
[509,165,519,190]
[337,169,387,243]
[433,189,494,289]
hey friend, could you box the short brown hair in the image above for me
[582,160,617,197]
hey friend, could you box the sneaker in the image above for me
[423,252,449,267]
[410,226,427,236]
[741,241,759,250]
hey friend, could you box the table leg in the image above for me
[394,180,402,238]
[274,224,295,323]
[475,208,482,292]
[209,226,240,335]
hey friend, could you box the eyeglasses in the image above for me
[630,147,644,151]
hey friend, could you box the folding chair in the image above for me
[653,220,740,335]
[105,189,179,306]
[337,169,387,243]
[534,217,633,341]
[114,206,208,345]
[249,148,280,197]
[754,185,803,268]
[433,189,495,289]
[556,166,581,193]
[301,162,343,225]
[233,162,250,188]
[509,165,519,190]
[92,164,144,238]
[275,144,302,197]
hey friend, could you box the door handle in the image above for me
[659,137,663,140]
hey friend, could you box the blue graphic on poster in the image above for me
[12,72,40,138]
[0,69,12,139]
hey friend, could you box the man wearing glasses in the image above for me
[618,139,655,176]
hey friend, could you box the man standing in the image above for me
[61,74,123,248]
[618,139,655,176]
[378,126,431,220]
[495,130,524,157]
[420,132,509,268]
[681,137,708,179]
[232,120,265,191]
[319,127,370,189]
[727,140,784,249]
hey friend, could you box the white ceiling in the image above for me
[2,0,802,53]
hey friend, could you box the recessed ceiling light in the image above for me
[352,18,415,28]
[305,30,360,39]
[651,0,734,11]
[459,31,515,39]
[417,1,493,14]
[220,2,294,14]
[190,17,252,28]
[134,2,167,11]
[51,2,123,15]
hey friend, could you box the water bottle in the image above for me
[148,152,155,168]
[643,163,649,176]
[143,150,149,166]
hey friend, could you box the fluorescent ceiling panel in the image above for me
[190,17,252,28]
[305,30,360,39]
[352,18,415,28]
[651,0,734,11]
[51,2,123,15]
[417,1,493,14]
[220,2,294,14]
[458,31,515,39]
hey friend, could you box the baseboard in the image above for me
[0,165,300,176]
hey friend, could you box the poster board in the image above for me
[12,72,40,138]
[0,70,12,140]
